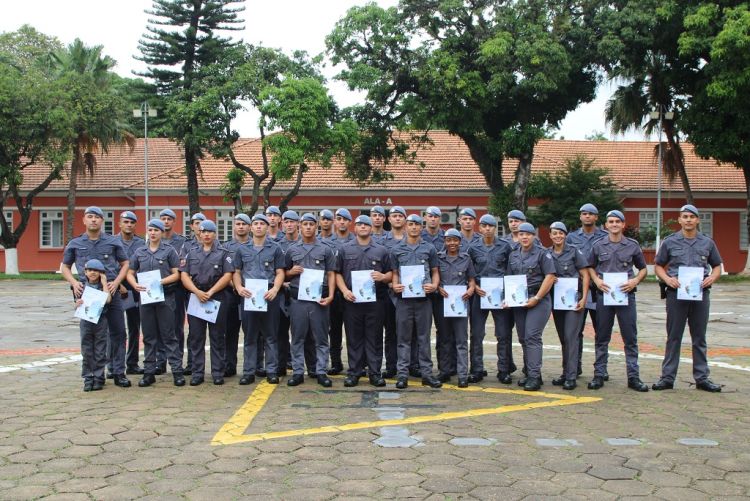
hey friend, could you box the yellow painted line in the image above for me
[211,381,602,446]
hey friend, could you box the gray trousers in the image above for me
[170,287,188,369]
[187,291,228,378]
[435,307,469,379]
[660,289,711,383]
[432,292,453,373]
[595,291,640,379]
[241,295,280,376]
[552,308,585,380]
[104,292,127,375]
[395,297,434,378]
[344,301,385,376]
[289,297,330,376]
[140,294,183,375]
[513,295,552,379]
[470,298,514,374]
[80,316,108,382]
[125,303,141,369]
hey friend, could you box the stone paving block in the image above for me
[693,480,745,496]
[334,479,385,496]
[420,476,474,494]
[3,485,53,500]
[54,477,109,493]
[673,463,727,480]
[638,470,691,487]
[184,486,242,501]
[41,494,92,501]
[90,484,146,501]
[586,465,638,480]
[512,479,567,495]
[69,433,114,446]
[468,486,526,500]
[653,487,711,501]
[601,479,654,496]
[279,487,336,501]
[122,457,172,472]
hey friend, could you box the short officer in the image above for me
[548,221,590,390]
[468,214,514,383]
[653,204,723,392]
[265,205,284,242]
[223,213,252,378]
[435,229,476,387]
[75,259,111,392]
[390,214,442,389]
[587,210,649,392]
[159,208,189,374]
[233,214,285,385]
[180,220,234,386]
[285,213,337,387]
[61,206,131,388]
[113,211,146,375]
[328,208,355,375]
[126,218,185,387]
[370,205,388,243]
[335,215,392,387]
[505,223,556,391]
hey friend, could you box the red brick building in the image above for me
[3,131,747,272]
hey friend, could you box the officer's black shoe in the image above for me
[83,380,94,392]
[224,368,237,378]
[577,367,583,377]
[652,379,674,391]
[239,375,255,385]
[421,377,442,389]
[183,368,192,376]
[517,377,527,387]
[343,376,359,387]
[409,368,421,378]
[154,366,165,376]
[266,375,280,384]
[369,375,386,387]
[696,379,721,392]
[437,373,451,383]
[106,372,114,379]
[603,373,610,381]
[552,375,566,386]
[189,376,204,386]
[255,369,267,377]
[510,362,518,374]
[587,376,604,390]
[563,379,577,391]
[327,366,344,376]
[497,372,512,385]
[126,367,144,375]
[287,375,304,386]
[113,375,131,388]
[627,378,649,392]
[524,377,542,391]
[481,370,488,377]
[382,370,397,379]
[467,373,483,384]
[173,374,186,387]
[317,374,333,388]
[457,378,469,388]
[92,380,104,391]
[395,377,408,389]
[138,374,156,387]
[213,377,225,386]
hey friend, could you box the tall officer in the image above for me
[390,214,442,389]
[159,209,189,374]
[422,206,445,252]
[223,213,252,378]
[233,214,285,385]
[61,206,131,388]
[114,211,146,375]
[335,215,392,387]
[423,206,447,377]
[505,223,556,391]
[587,210,649,392]
[548,222,591,390]
[126,218,185,387]
[284,213,337,387]
[328,208,355,375]
[566,203,608,377]
[265,205,284,242]
[381,205,408,378]
[180,220,234,386]
[458,208,482,251]
[653,204,723,392]
[318,209,335,240]
[370,205,388,243]
[467,214,513,384]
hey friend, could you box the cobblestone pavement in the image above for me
[0,280,748,500]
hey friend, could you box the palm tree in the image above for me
[49,39,135,242]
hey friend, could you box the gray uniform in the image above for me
[114,233,146,371]
[468,237,513,375]
[129,242,183,376]
[285,241,337,376]
[181,241,234,378]
[163,232,189,369]
[235,239,284,377]
[63,233,128,376]
[436,251,476,378]
[550,244,589,381]
[78,281,108,383]
[328,233,355,371]
[655,231,722,384]
[223,238,246,376]
[390,239,439,379]
[589,236,647,379]
[506,245,556,380]
[382,232,408,374]
[422,228,445,252]
[337,239,391,376]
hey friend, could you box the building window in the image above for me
[148,209,164,220]
[638,211,657,248]
[740,213,748,249]
[183,210,192,237]
[40,210,64,248]
[216,210,234,242]
[699,212,713,238]
[0,210,13,248]
[103,210,115,235]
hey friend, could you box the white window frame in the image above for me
[0,210,13,248]
[215,209,234,243]
[148,208,164,220]
[698,212,713,238]
[103,210,115,235]
[740,212,748,250]
[183,210,192,237]
[40,210,64,248]
[639,211,657,248]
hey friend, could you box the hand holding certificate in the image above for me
[187,293,221,323]
[298,268,324,302]
[677,266,704,301]
[504,275,528,307]
[443,285,468,317]
[244,278,268,311]
[480,277,504,309]
[602,272,628,306]
[137,270,165,305]
[351,270,376,303]
[74,286,109,324]
[554,277,579,311]
[400,265,426,298]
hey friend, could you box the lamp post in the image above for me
[133,102,157,219]
[649,107,674,252]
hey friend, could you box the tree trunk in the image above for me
[663,121,694,205]
[65,155,79,243]
[460,133,505,193]
[278,164,307,212]
[513,151,533,213]
[185,146,201,215]
[742,164,750,275]
[3,247,19,275]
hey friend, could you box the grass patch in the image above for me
[0,272,62,280]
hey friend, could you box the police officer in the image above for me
[160,208,189,374]
[423,206,447,376]
[587,210,649,392]
[114,211,146,375]
[390,214,442,389]
[285,213,337,387]
[335,215,392,387]
[381,206,409,378]
[233,214,285,385]
[370,205,388,243]
[265,206,284,242]
[503,210,527,247]
[223,213,252,378]
[328,208,355,375]
[468,214,513,384]
[458,208,482,251]
[422,206,445,252]
[436,229,476,387]
[180,220,234,386]
[61,206,132,388]
[548,222,590,390]
[126,219,185,387]
[506,223,556,391]
[318,209,335,240]
[653,204,723,392]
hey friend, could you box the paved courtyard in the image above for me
[0,280,749,500]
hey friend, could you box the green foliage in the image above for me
[526,155,622,229]
[0,24,62,71]
[637,218,678,248]
[585,130,609,141]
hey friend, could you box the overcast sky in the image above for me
[2,0,644,141]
